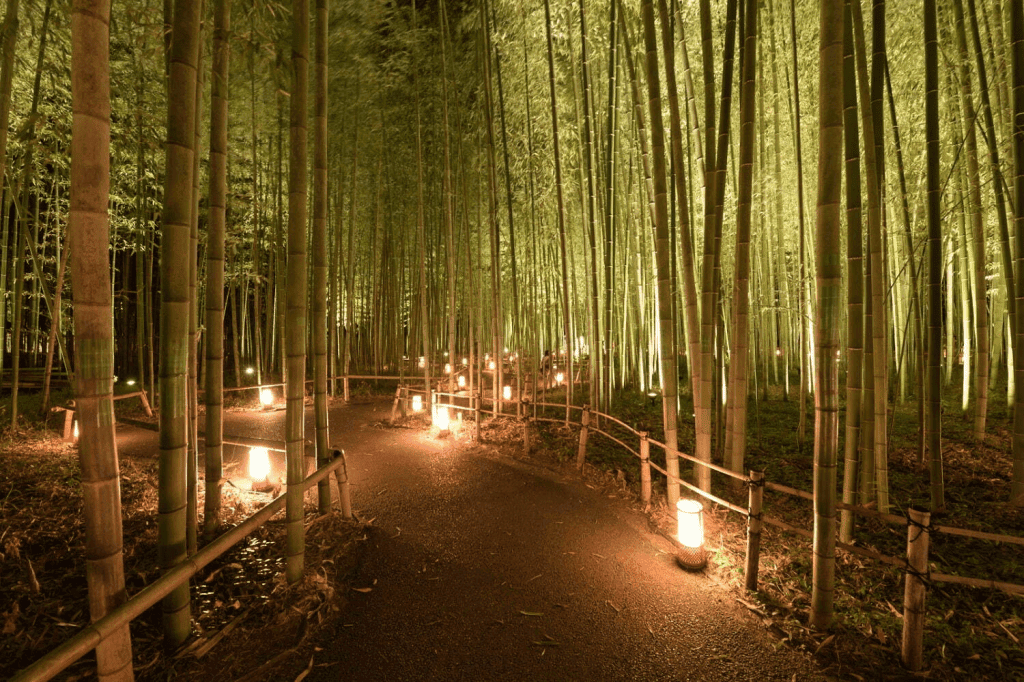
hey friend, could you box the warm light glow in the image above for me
[503,347,509,354]
[246,367,255,375]
[260,388,274,406]
[775,348,782,357]
[249,447,270,482]
[488,361,496,371]
[556,372,565,384]
[126,379,137,386]
[444,351,449,357]
[445,363,453,374]
[503,385,512,401]
[73,421,79,441]
[676,499,704,548]
[458,375,466,388]
[433,405,451,431]
[462,357,468,365]
[412,395,423,412]
[419,356,426,368]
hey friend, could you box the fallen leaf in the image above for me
[519,611,543,617]
[352,587,373,593]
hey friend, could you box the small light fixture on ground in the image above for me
[418,356,426,369]
[458,375,466,388]
[126,379,137,386]
[502,385,512,401]
[488,360,496,371]
[412,394,423,412]
[445,363,452,374]
[245,366,255,375]
[462,357,468,365]
[72,420,79,443]
[433,405,451,432]
[260,388,274,408]
[555,371,565,385]
[249,447,271,483]
[675,499,707,570]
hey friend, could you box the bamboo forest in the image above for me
[3,0,1024,679]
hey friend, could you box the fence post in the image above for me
[639,432,651,510]
[62,408,75,442]
[576,405,591,473]
[745,470,764,592]
[902,506,931,672]
[474,391,482,441]
[390,386,402,423]
[139,389,153,417]
[522,417,531,456]
[331,449,353,519]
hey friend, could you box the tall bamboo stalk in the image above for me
[810,0,842,631]
[313,0,330,514]
[1010,0,1024,506]
[70,0,134,676]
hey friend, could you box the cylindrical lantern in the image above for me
[503,385,512,401]
[260,388,274,407]
[433,406,451,431]
[412,394,423,412]
[458,375,466,388]
[245,366,255,376]
[555,371,564,385]
[488,361,496,371]
[462,357,468,365]
[72,420,79,443]
[445,363,453,374]
[249,447,271,482]
[675,499,707,570]
[418,356,426,369]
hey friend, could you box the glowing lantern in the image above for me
[462,357,468,365]
[260,388,274,407]
[503,385,512,401]
[73,420,79,442]
[433,405,451,432]
[555,371,565,385]
[458,375,466,388]
[249,447,271,482]
[245,367,255,375]
[445,363,453,374]
[126,379,137,386]
[488,361,496,371]
[775,348,782,357]
[412,395,423,412]
[675,499,707,570]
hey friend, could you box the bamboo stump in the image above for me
[576,406,590,473]
[639,432,651,511]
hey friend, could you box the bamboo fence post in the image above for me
[63,408,75,442]
[745,469,765,592]
[332,449,352,519]
[640,431,651,510]
[577,405,591,472]
[522,417,531,456]
[901,506,931,672]
[400,386,408,418]
[389,385,401,423]
[474,390,482,441]
[139,389,153,417]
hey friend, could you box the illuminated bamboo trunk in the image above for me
[70,0,134,676]
[204,0,229,537]
[1010,0,1024,506]
[158,0,200,648]
[313,0,330,514]
[810,0,842,631]
[285,0,309,584]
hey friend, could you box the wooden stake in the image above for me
[745,469,764,592]
[577,405,591,473]
[522,418,530,456]
[389,385,401,423]
[901,506,931,671]
[332,449,352,519]
[640,432,651,510]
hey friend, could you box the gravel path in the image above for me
[116,398,826,681]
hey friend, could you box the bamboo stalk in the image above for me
[901,507,931,672]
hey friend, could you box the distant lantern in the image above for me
[675,499,707,570]
[246,367,255,376]
[458,375,466,388]
[126,379,137,387]
[418,356,426,369]
[775,348,782,358]
[555,371,565,385]
[260,388,274,408]
[488,361,496,371]
[503,385,512,401]
[412,395,423,412]
[445,363,453,374]
[462,357,468,366]
[249,447,271,483]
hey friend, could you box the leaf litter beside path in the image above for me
[0,430,370,681]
